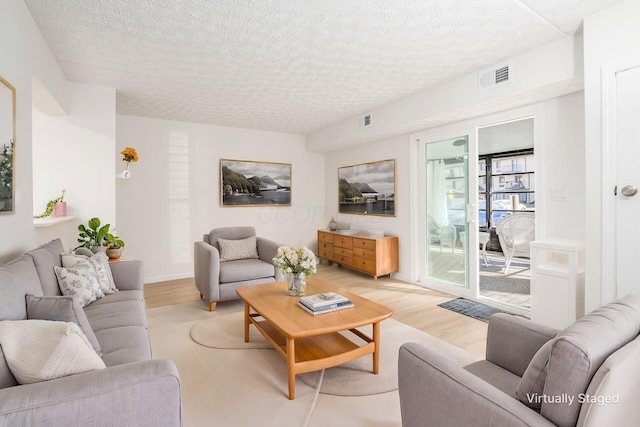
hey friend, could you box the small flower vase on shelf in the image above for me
[288,273,307,296]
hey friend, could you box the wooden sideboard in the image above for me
[317,229,399,279]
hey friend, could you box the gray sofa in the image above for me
[398,294,640,427]
[0,239,181,426]
[194,226,285,311]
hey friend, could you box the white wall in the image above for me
[32,83,117,250]
[0,0,71,263]
[584,0,640,312]
[323,135,411,280]
[116,115,326,283]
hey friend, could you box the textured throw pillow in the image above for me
[62,253,118,295]
[26,294,102,356]
[217,236,259,261]
[0,319,106,385]
[515,338,554,411]
[54,260,104,307]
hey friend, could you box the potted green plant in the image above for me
[76,217,111,254]
[103,232,125,260]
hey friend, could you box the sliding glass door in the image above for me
[422,134,474,290]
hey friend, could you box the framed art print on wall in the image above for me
[0,76,16,213]
[338,159,395,216]
[220,159,291,206]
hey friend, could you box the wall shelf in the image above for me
[33,216,77,228]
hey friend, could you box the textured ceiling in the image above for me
[25,0,620,135]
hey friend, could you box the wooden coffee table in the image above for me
[236,278,393,399]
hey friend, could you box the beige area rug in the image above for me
[190,309,478,397]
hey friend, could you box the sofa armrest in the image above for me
[256,237,285,281]
[108,260,144,292]
[486,313,559,377]
[194,241,220,302]
[398,343,555,427]
[0,359,181,426]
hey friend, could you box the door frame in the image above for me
[409,106,541,315]
[601,58,640,303]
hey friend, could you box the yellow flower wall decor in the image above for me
[121,147,139,163]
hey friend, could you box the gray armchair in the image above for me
[194,227,285,311]
[398,295,640,427]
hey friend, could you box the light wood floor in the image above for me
[144,263,489,357]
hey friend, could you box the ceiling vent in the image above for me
[479,63,512,91]
[359,114,372,128]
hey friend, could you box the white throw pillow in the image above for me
[62,252,118,295]
[0,319,106,385]
[54,260,104,307]
[217,236,259,262]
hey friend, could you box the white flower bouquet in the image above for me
[273,246,318,277]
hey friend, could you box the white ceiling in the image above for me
[25,0,620,136]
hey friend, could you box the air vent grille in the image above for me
[479,63,512,91]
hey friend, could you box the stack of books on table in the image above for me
[298,292,354,315]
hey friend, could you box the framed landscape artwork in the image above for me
[220,159,291,207]
[0,76,16,213]
[338,159,395,216]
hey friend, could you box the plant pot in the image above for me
[106,247,123,260]
[51,201,67,217]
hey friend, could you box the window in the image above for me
[479,149,535,229]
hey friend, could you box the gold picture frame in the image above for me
[338,159,395,216]
[0,76,16,213]
[220,159,291,207]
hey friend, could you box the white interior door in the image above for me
[615,65,640,299]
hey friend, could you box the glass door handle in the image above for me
[466,204,475,224]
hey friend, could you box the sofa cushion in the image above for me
[0,320,105,385]
[0,347,18,389]
[25,239,65,296]
[541,294,640,427]
[54,261,105,307]
[218,236,259,261]
[83,299,148,332]
[87,290,144,306]
[219,258,275,283]
[26,294,102,356]
[208,227,256,249]
[95,326,152,366]
[515,338,553,410]
[576,334,640,427]
[0,255,42,321]
[464,360,521,397]
[62,253,118,295]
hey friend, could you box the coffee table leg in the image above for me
[244,302,250,343]
[287,337,295,400]
[373,321,380,374]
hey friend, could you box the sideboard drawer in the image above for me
[334,255,352,266]
[353,248,376,260]
[318,244,333,259]
[333,247,353,258]
[353,238,376,251]
[353,257,376,275]
[318,232,334,243]
[334,236,353,249]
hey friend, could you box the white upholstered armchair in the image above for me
[194,227,285,311]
